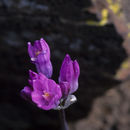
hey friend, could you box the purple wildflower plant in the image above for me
[21,38,80,111]
[28,38,53,78]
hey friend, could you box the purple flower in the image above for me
[21,70,62,110]
[28,38,53,78]
[59,54,80,97]
[21,36,80,110]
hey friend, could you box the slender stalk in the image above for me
[59,109,69,130]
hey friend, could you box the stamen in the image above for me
[42,91,50,100]
[35,51,41,56]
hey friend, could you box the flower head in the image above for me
[21,70,62,110]
[59,54,80,97]
[21,37,80,110]
[28,38,52,78]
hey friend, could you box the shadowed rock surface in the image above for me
[0,0,128,130]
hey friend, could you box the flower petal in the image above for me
[28,42,35,58]
[36,53,53,78]
[20,86,32,101]
[73,60,80,79]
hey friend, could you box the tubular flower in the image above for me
[28,38,53,78]
[59,54,80,97]
[21,70,62,110]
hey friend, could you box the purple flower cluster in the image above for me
[21,38,80,110]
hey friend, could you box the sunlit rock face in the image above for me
[122,0,130,22]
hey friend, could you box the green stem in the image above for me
[59,109,69,130]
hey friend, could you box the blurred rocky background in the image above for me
[0,0,130,130]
